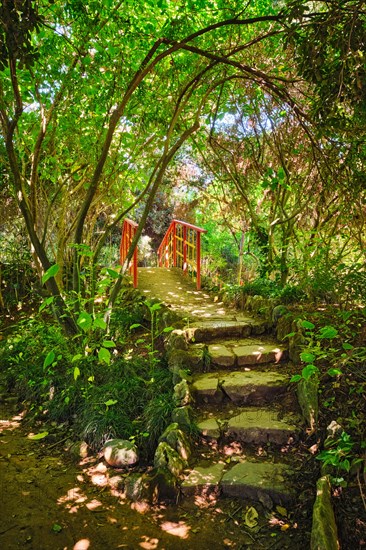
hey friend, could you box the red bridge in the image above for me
[120,218,206,290]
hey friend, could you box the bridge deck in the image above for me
[137,267,254,323]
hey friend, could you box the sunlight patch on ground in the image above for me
[73,539,90,550]
[86,498,103,511]
[0,411,24,432]
[160,520,190,539]
[139,536,160,549]
[58,486,88,513]
[194,493,218,508]
[131,501,151,514]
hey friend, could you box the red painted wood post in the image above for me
[132,237,138,288]
[183,224,187,275]
[173,221,177,267]
[196,230,201,290]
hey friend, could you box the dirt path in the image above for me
[0,400,311,550]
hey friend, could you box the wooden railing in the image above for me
[157,219,206,290]
[120,218,138,288]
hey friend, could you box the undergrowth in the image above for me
[0,294,174,460]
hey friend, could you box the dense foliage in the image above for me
[0,3,365,543]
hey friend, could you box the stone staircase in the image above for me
[175,319,300,507]
[137,268,302,508]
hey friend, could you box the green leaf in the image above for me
[93,317,107,330]
[300,351,316,363]
[318,326,338,339]
[39,296,54,312]
[163,326,175,333]
[327,368,343,377]
[77,311,93,332]
[42,264,60,284]
[342,342,353,350]
[302,364,319,380]
[73,366,80,380]
[149,303,161,312]
[102,340,115,348]
[28,431,49,440]
[52,523,62,533]
[290,374,302,383]
[301,320,315,330]
[43,351,55,370]
[98,347,111,365]
[104,399,117,407]
[72,353,83,362]
[105,268,119,279]
[130,323,142,330]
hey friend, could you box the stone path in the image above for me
[138,267,300,507]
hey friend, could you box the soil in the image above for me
[0,399,313,550]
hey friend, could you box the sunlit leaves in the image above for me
[42,264,60,284]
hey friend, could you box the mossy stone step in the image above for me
[184,319,268,343]
[221,461,294,505]
[180,462,226,497]
[197,407,298,445]
[205,339,287,368]
[192,370,289,405]
[181,460,294,505]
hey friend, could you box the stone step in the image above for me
[184,319,268,343]
[181,459,294,506]
[203,339,288,368]
[197,407,299,445]
[192,369,289,406]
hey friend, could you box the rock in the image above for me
[185,320,251,343]
[103,439,139,468]
[173,380,191,406]
[197,417,222,439]
[181,462,225,496]
[167,348,203,383]
[272,305,289,325]
[191,373,224,404]
[208,344,236,367]
[124,468,178,503]
[326,421,343,439]
[311,476,339,550]
[159,423,191,461]
[221,461,294,505]
[124,473,151,502]
[154,442,187,477]
[150,467,178,501]
[297,376,319,432]
[276,314,293,342]
[165,329,188,352]
[221,370,288,405]
[67,440,89,460]
[226,407,298,445]
[234,341,288,366]
[172,406,192,430]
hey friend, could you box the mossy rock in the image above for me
[159,422,191,461]
[154,441,187,477]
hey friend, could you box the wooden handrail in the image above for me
[157,219,206,290]
[120,218,138,288]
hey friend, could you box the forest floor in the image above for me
[0,397,313,550]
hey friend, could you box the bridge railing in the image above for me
[120,218,138,288]
[157,219,206,290]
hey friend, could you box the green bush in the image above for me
[0,310,174,457]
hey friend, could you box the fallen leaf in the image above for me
[28,431,49,440]
[276,505,287,517]
[244,506,258,528]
